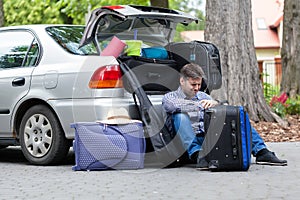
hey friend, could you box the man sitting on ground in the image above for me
[162,63,287,168]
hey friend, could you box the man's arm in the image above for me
[162,92,200,113]
[199,99,219,109]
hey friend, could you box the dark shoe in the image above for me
[190,151,199,163]
[256,149,287,166]
[196,155,209,170]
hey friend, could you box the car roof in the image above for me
[0,24,84,31]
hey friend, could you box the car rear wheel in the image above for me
[19,105,70,165]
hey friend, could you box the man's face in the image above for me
[180,77,202,98]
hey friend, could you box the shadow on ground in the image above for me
[0,146,75,165]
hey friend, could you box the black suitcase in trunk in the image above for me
[165,41,222,92]
[118,55,180,93]
[203,105,252,171]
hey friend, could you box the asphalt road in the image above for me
[0,142,299,200]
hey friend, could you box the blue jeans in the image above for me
[172,113,266,159]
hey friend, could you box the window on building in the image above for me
[256,18,268,30]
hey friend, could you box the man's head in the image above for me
[179,63,205,98]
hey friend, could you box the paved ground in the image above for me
[0,142,299,200]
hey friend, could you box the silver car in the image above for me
[0,5,202,165]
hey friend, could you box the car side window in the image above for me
[24,39,40,67]
[0,30,39,69]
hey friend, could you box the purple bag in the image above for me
[71,121,145,171]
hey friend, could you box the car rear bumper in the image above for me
[49,97,132,139]
[49,94,164,139]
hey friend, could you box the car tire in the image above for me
[19,105,70,165]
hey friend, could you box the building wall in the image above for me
[255,48,281,86]
[256,48,280,61]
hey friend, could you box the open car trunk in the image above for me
[80,5,221,93]
[80,5,199,48]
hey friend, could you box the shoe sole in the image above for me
[195,167,210,170]
[195,165,210,170]
[256,161,287,166]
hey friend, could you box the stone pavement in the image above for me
[0,142,299,200]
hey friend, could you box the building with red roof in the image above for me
[181,0,284,86]
[252,0,283,86]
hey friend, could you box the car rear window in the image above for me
[96,15,176,47]
[46,26,98,55]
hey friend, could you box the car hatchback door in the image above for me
[79,5,198,49]
[0,30,39,135]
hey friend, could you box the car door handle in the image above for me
[12,77,25,87]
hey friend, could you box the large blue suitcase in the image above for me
[203,105,252,171]
[71,121,145,171]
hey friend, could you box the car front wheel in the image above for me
[19,105,70,165]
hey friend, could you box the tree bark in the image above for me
[0,0,4,27]
[280,0,300,98]
[205,0,286,125]
[150,0,169,8]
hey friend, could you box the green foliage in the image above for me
[4,0,64,25]
[3,0,205,45]
[3,0,205,29]
[263,81,280,103]
[264,82,300,117]
[172,0,205,30]
[271,102,287,117]
[285,95,300,115]
[170,0,205,41]
[26,0,149,25]
[264,83,287,117]
[56,0,204,26]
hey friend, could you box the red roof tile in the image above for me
[252,0,283,48]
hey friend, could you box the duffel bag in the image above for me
[71,120,145,171]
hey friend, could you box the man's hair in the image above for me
[180,63,205,79]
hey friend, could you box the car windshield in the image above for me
[96,15,177,47]
[46,26,98,55]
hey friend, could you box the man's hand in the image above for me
[199,100,219,109]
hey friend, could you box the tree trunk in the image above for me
[0,0,4,27]
[150,0,169,8]
[205,0,286,125]
[280,0,300,98]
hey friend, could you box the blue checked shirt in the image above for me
[162,87,212,135]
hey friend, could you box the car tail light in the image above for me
[101,5,124,10]
[89,65,123,89]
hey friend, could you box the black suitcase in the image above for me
[165,41,222,92]
[203,105,252,171]
[118,55,180,93]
